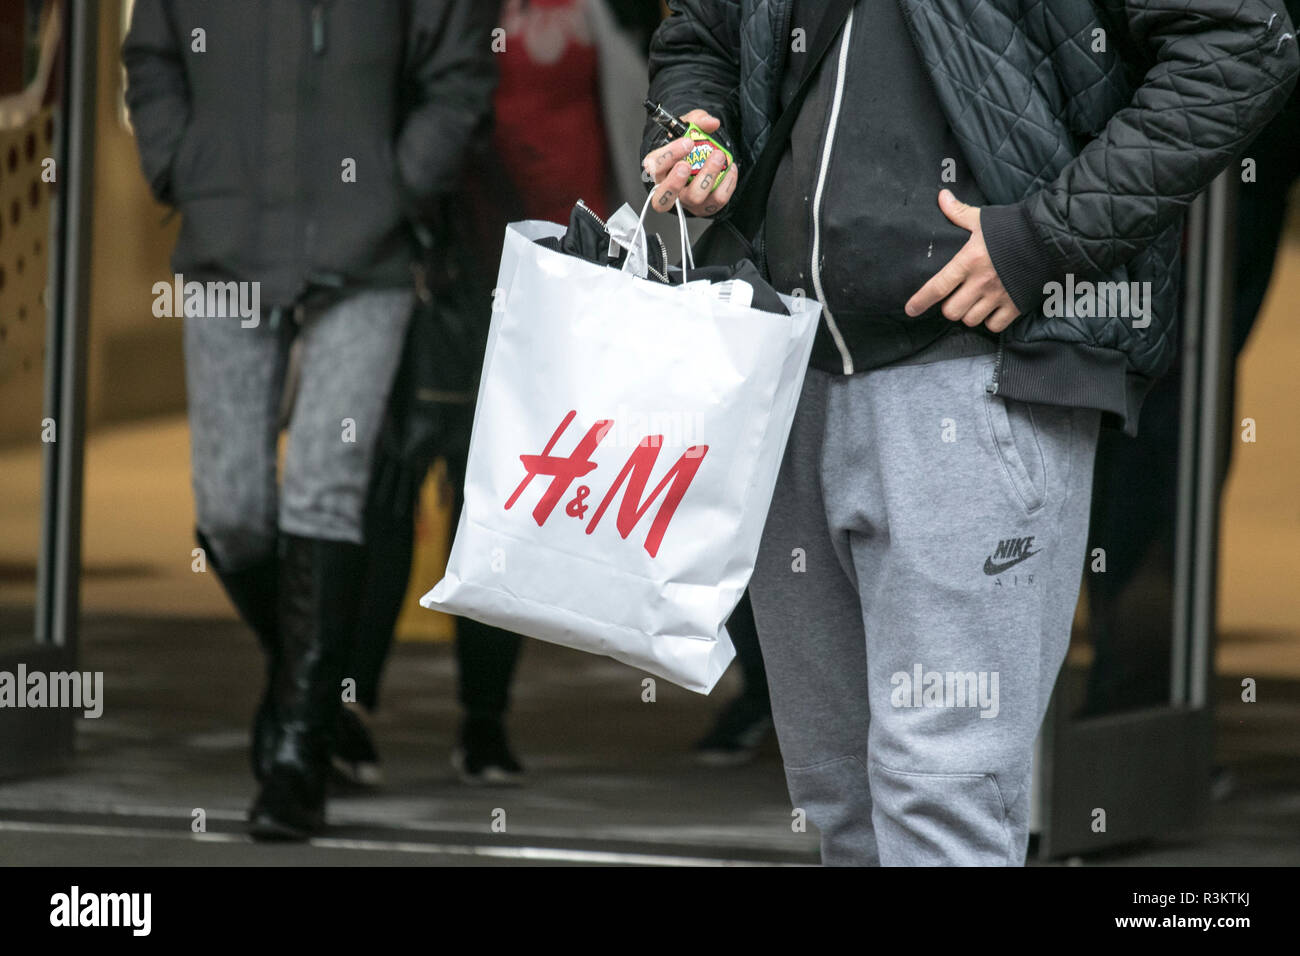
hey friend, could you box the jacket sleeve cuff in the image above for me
[981,201,1063,315]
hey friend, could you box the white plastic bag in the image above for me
[422,211,820,693]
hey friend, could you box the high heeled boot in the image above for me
[196,529,280,782]
[248,534,366,841]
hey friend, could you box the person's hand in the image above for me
[641,110,739,217]
[906,190,1020,333]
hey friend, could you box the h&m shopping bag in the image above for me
[421,216,820,693]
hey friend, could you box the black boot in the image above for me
[197,529,280,782]
[453,618,525,785]
[452,715,524,786]
[331,705,382,787]
[249,534,367,841]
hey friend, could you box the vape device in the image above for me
[644,100,733,193]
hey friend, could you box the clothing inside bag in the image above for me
[535,201,792,316]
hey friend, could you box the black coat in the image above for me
[124,0,499,308]
[644,0,1299,433]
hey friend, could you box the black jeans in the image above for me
[350,445,522,720]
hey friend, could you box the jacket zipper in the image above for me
[989,336,1005,394]
[810,8,856,375]
[576,199,670,283]
[646,252,669,284]
[575,198,608,230]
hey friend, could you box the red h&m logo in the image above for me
[505,410,708,558]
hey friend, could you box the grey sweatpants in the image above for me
[184,289,413,572]
[749,346,1100,866]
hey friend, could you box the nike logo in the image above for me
[984,535,1040,575]
[983,551,1039,575]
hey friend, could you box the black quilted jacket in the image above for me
[645,0,1299,433]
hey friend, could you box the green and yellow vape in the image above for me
[644,100,733,192]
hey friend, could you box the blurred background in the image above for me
[0,0,1297,865]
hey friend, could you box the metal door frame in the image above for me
[0,0,96,780]
[1036,172,1235,858]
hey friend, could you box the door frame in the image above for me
[1036,173,1235,858]
[0,0,96,780]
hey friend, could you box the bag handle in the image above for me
[724,0,858,240]
[625,188,694,283]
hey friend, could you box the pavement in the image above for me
[0,612,817,866]
[0,608,1298,866]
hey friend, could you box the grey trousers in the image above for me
[749,349,1100,866]
[184,289,413,572]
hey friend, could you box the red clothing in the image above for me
[493,0,612,223]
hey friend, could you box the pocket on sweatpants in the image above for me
[976,359,1048,514]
